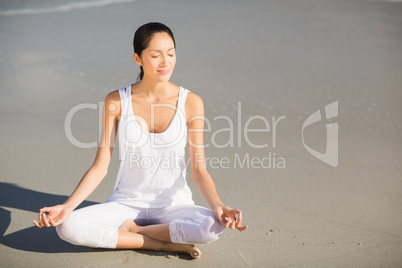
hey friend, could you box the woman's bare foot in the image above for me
[161,242,201,259]
[119,220,201,259]
[188,245,202,259]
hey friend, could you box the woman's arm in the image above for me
[186,93,247,231]
[33,91,121,227]
[62,91,120,210]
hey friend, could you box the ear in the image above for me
[133,53,142,66]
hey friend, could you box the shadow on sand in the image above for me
[0,182,98,253]
[0,182,193,260]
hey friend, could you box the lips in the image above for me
[158,69,169,75]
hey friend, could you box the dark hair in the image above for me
[133,22,176,81]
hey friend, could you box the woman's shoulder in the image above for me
[105,90,121,106]
[185,90,204,123]
[186,91,203,109]
[104,90,121,117]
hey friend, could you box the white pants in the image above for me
[55,202,225,248]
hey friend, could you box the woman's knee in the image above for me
[200,215,225,243]
[56,213,120,248]
[55,212,101,247]
[55,214,83,246]
[183,215,225,244]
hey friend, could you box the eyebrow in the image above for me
[149,48,175,52]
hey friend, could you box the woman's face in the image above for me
[135,32,176,82]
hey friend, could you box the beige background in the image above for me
[1,0,401,267]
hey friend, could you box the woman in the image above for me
[33,22,247,259]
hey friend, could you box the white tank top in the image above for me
[107,84,195,208]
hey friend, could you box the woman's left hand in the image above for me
[214,205,248,231]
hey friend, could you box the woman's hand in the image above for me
[32,204,72,228]
[214,205,248,231]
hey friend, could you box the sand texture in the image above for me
[1,0,402,267]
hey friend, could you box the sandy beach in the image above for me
[1,0,402,267]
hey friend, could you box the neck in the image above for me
[136,77,171,98]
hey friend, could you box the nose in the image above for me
[160,55,168,67]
